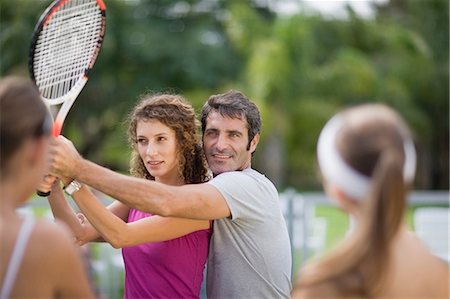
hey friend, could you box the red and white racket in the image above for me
[29,0,106,196]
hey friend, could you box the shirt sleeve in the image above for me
[207,171,269,222]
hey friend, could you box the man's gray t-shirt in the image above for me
[206,168,292,298]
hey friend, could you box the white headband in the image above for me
[317,115,416,200]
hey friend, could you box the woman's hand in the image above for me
[37,175,58,194]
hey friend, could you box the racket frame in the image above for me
[29,0,106,135]
[29,0,106,196]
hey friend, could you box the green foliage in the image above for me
[310,48,378,103]
[241,1,448,190]
[284,99,339,189]
[225,1,271,56]
[1,0,447,189]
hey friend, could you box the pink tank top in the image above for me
[122,209,211,299]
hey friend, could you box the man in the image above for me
[50,90,292,298]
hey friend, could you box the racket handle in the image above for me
[37,190,51,197]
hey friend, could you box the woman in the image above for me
[41,93,212,299]
[292,104,449,298]
[0,76,94,298]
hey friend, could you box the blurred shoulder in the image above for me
[292,261,349,299]
[29,219,76,255]
[32,218,72,238]
[292,280,339,299]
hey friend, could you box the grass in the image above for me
[315,205,349,250]
[291,204,445,279]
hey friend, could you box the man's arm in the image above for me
[50,136,230,220]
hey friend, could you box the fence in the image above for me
[279,189,449,277]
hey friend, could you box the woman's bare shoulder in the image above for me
[423,257,450,297]
[32,218,73,238]
[292,280,340,299]
[28,219,77,257]
[292,265,341,299]
[391,231,450,297]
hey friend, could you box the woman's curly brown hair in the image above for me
[127,93,209,184]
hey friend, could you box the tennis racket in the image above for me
[29,0,106,196]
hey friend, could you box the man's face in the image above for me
[203,111,259,176]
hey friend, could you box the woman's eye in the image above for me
[137,138,147,144]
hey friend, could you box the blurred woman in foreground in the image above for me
[292,104,449,298]
[0,76,94,298]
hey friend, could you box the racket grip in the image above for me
[37,190,51,197]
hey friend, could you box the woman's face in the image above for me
[136,119,181,184]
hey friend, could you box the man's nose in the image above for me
[215,134,228,151]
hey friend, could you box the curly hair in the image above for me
[127,93,209,184]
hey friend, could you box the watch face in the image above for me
[65,180,82,195]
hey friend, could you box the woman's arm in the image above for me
[71,185,210,249]
[46,181,98,244]
[46,180,131,245]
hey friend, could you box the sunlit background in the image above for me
[2,0,448,297]
[2,0,448,190]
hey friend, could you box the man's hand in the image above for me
[49,136,83,179]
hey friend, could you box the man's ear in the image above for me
[249,133,260,153]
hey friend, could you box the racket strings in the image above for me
[33,0,104,100]
[36,8,100,98]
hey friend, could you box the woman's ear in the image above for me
[27,136,48,169]
[325,183,360,215]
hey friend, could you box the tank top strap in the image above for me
[0,217,36,299]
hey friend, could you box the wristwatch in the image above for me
[64,180,83,196]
